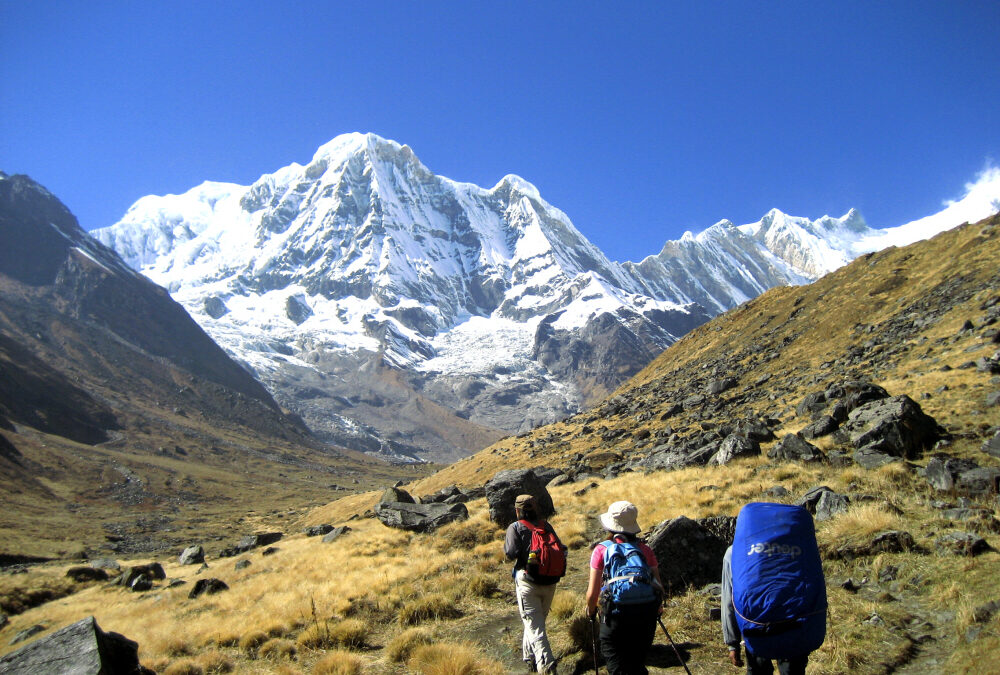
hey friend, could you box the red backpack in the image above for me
[520,519,567,579]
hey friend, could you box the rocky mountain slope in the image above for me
[2,215,996,675]
[92,134,1000,463]
[0,173,421,559]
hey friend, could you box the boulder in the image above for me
[189,578,229,598]
[712,434,760,465]
[484,469,555,526]
[65,566,109,583]
[119,563,165,588]
[925,456,980,491]
[1,617,148,673]
[696,515,737,545]
[935,532,992,557]
[814,490,850,521]
[646,516,728,596]
[795,486,837,514]
[178,545,205,565]
[322,526,351,543]
[983,431,1000,459]
[304,524,334,537]
[955,467,1000,496]
[419,485,463,504]
[801,416,838,439]
[221,532,283,557]
[379,487,415,504]
[840,381,890,413]
[374,501,469,533]
[835,395,944,459]
[768,435,823,462]
[707,377,738,396]
[853,446,903,469]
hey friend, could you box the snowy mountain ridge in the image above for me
[93,134,1000,462]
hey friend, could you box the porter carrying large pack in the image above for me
[731,502,826,659]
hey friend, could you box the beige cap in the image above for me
[599,500,641,534]
[515,494,537,509]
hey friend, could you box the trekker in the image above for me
[722,502,826,675]
[504,494,566,674]
[722,545,808,674]
[585,500,663,675]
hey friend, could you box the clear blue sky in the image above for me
[3,1,998,262]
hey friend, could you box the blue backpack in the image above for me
[599,539,660,614]
[731,502,826,659]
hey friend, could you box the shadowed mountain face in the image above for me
[0,172,417,559]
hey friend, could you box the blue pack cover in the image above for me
[731,502,826,659]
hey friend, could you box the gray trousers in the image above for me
[515,569,557,672]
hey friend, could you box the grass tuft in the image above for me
[408,641,505,675]
[387,626,434,662]
[311,650,363,674]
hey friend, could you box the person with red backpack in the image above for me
[585,501,663,675]
[504,494,567,674]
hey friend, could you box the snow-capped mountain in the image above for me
[93,135,1000,462]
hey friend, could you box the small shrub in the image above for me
[265,621,291,638]
[296,623,333,650]
[204,630,241,648]
[311,650,363,675]
[327,618,368,648]
[408,641,504,675]
[399,592,461,625]
[162,660,205,675]
[197,650,234,673]
[387,627,434,662]
[550,590,579,620]
[260,637,298,660]
[239,629,269,653]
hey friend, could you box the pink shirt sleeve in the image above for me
[590,540,659,570]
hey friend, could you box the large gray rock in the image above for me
[178,545,205,565]
[374,501,469,533]
[379,487,415,504]
[983,431,1000,458]
[925,456,980,491]
[712,434,760,465]
[484,469,555,526]
[835,395,944,459]
[935,532,992,556]
[768,435,824,462]
[0,616,146,674]
[956,467,1000,496]
[814,490,850,521]
[646,516,728,597]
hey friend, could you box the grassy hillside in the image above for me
[1,216,998,674]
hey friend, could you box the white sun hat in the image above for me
[599,500,641,534]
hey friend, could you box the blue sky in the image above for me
[2,1,998,263]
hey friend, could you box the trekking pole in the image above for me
[589,615,600,675]
[657,617,693,675]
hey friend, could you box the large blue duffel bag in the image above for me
[731,502,826,659]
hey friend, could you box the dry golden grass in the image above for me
[259,638,298,660]
[310,650,363,675]
[398,592,461,625]
[407,641,505,675]
[386,626,434,662]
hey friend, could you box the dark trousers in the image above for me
[598,604,658,675]
[745,647,808,675]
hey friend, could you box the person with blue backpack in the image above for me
[505,494,567,674]
[721,502,826,674]
[585,500,663,675]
